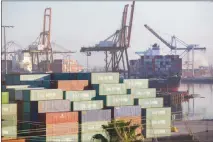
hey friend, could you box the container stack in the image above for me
[122,79,171,138]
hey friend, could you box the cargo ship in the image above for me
[130,44,182,92]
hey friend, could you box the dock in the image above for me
[181,77,213,84]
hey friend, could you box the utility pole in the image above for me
[1,25,14,74]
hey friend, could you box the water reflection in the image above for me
[179,83,213,119]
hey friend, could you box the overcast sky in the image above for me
[2,1,213,68]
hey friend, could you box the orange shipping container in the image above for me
[115,116,142,135]
[2,138,25,142]
[39,112,78,124]
[50,80,88,91]
[46,122,79,136]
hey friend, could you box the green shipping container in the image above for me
[142,107,171,119]
[73,100,103,111]
[106,95,134,106]
[143,127,171,138]
[124,79,149,89]
[22,89,63,101]
[81,131,109,142]
[2,114,17,121]
[81,121,109,133]
[2,92,9,104]
[2,120,17,127]
[131,88,156,98]
[91,73,119,84]
[1,126,17,138]
[2,104,17,115]
[135,98,163,108]
[64,90,96,102]
[99,84,126,95]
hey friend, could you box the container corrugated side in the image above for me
[135,98,163,108]
[72,100,103,111]
[131,88,156,98]
[39,112,78,124]
[91,72,119,84]
[33,100,71,113]
[2,104,17,115]
[143,128,171,138]
[20,74,50,81]
[2,138,26,142]
[106,95,134,107]
[23,89,63,101]
[142,107,171,119]
[112,105,141,118]
[64,90,96,102]
[80,109,111,123]
[81,131,109,142]
[6,85,30,89]
[143,117,171,129]
[99,84,126,95]
[46,134,78,142]
[2,114,17,121]
[2,126,17,138]
[2,92,9,104]
[81,121,109,133]
[2,120,17,127]
[123,79,149,89]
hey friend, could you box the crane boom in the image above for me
[127,1,135,47]
[144,24,176,50]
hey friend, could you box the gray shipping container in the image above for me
[143,128,171,138]
[81,121,109,133]
[124,79,149,89]
[64,90,96,102]
[91,72,119,84]
[99,84,126,95]
[73,100,103,111]
[112,105,141,118]
[132,88,156,98]
[37,100,71,113]
[135,98,163,108]
[106,95,134,107]
[22,89,63,101]
[142,107,171,119]
[80,109,111,123]
[2,104,17,115]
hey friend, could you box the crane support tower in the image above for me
[80,1,135,78]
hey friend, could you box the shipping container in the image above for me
[2,92,9,104]
[50,80,88,91]
[2,104,17,115]
[2,114,17,121]
[81,121,109,133]
[106,95,134,107]
[77,73,91,82]
[72,100,103,111]
[143,128,171,138]
[5,85,29,89]
[2,126,17,138]
[123,79,149,89]
[142,107,171,119]
[131,88,156,98]
[143,117,171,129]
[2,138,26,142]
[64,90,96,102]
[22,89,63,101]
[39,112,78,124]
[111,105,141,118]
[80,131,109,142]
[46,134,78,142]
[135,98,163,108]
[80,109,111,123]
[2,120,17,127]
[91,72,119,84]
[50,73,78,80]
[94,84,126,95]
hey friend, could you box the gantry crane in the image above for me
[144,24,206,77]
[80,1,135,78]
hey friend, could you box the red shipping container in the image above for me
[46,122,79,136]
[50,80,88,91]
[115,116,142,135]
[2,138,26,142]
[39,112,78,124]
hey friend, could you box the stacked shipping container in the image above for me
[2,72,172,141]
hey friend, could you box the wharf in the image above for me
[172,120,213,142]
[181,77,213,84]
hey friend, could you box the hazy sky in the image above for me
[2,1,213,68]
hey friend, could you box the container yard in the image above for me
[2,1,213,142]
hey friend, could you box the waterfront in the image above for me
[179,83,213,119]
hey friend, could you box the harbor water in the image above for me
[179,83,213,119]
